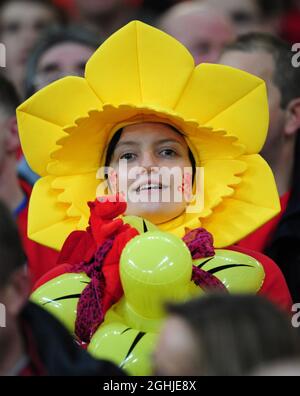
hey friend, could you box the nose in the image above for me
[139,151,158,171]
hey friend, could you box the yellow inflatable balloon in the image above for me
[88,231,201,375]
[122,216,157,234]
[30,272,90,334]
[30,227,266,376]
[193,249,265,293]
[120,231,197,326]
[88,321,157,376]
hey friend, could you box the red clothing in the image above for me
[281,8,300,44]
[229,245,292,312]
[17,179,59,287]
[237,192,290,252]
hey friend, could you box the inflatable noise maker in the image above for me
[31,199,265,376]
[17,21,279,375]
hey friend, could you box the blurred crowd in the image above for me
[1,0,300,377]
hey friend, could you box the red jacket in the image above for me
[229,245,292,312]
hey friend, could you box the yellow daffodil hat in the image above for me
[17,21,280,251]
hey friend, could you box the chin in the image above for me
[126,202,186,225]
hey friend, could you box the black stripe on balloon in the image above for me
[208,264,252,275]
[120,332,146,368]
[43,294,82,306]
[80,281,90,285]
[121,328,132,335]
[197,257,214,268]
[143,220,148,233]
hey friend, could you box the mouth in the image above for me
[136,183,166,192]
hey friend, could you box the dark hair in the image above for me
[0,74,20,116]
[223,32,300,109]
[105,127,196,179]
[0,201,26,288]
[24,25,101,97]
[256,0,287,18]
[167,294,300,376]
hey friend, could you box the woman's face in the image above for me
[108,122,193,225]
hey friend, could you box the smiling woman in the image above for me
[17,21,292,376]
[106,122,195,225]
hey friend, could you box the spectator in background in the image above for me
[74,0,157,38]
[252,360,300,376]
[153,294,300,376]
[24,25,100,97]
[205,0,286,36]
[0,200,124,376]
[0,75,59,286]
[158,2,236,64]
[0,0,65,98]
[18,25,101,187]
[219,34,300,303]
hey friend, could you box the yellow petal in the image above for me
[17,77,103,176]
[52,173,98,220]
[201,198,279,248]
[175,64,268,153]
[201,154,280,247]
[203,159,247,210]
[18,76,102,126]
[232,154,280,210]
[17,112,65,176]
[48,115,106,176]
[85,21,194,109]
[28,174,98,250]
[28,176,77,250]
[187,128,245,165]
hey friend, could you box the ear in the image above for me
[2,266,30,318]
[6,116,20,154]
[284,98,300,137]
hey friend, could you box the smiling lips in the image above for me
[137,183,166,192]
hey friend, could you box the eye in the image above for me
[4,22,20,34]
[120,152,137,161]
[159,149,177,158]
[33,20,48,32]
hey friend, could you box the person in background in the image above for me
[158,1,236,64]
[219,33,300,303]
[0,200,124,376]
[0,75,59,286]
[24,25,100,98]
[74,0,157,38]
[18,25,101,187]
[153,294,300,376]
[205,0,286,36]
[252,360,300,376]
[0,0,65,98]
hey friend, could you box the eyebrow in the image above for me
[115,138,184,149]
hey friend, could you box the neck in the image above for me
[263,137,295,196]
[0,155,24,212]
[0,322,25,376]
